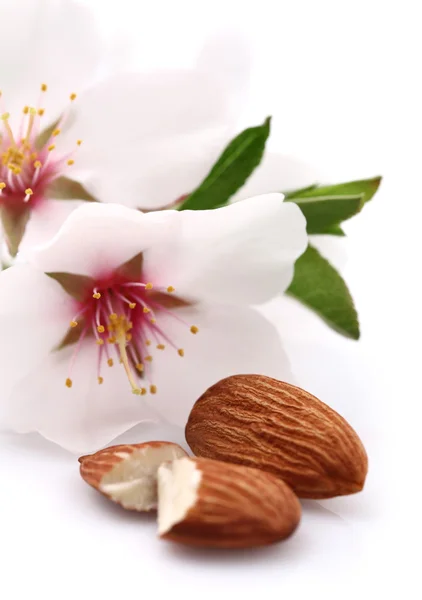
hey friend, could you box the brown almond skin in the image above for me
[161,457,301,548]
[185,375,368,499]
[79,441,188,508]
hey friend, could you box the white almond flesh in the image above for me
[157,458,202,535]
[80,442,188,511]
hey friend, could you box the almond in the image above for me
[79,441,188,511]
[185,375,368,499]
[157,457,301,548]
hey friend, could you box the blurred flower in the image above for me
[0,0,105,257]
[0,195,306,452]
[0,0,250,257]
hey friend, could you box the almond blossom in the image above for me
[0,195,307,452]
[0,0,249,259]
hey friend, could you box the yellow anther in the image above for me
[98,377,104,385]
[29,107,37,116]
[38,108,45,116]
[77,139,82,145]
[70,320,78,328]
[65,378,72,388]
[126,333,132,342]
[150,318,156,324]
[34,160,42,168]
[136,363,144,372]
[70,93,77,101]
[23,106,29,115]
[107,358,114,367]
[0,182,6,190]
[146,339,151,346]
[157,344,165,350]
[67,159,74,166]
[97,325,105,333]
[92,292,101,299]
[53,129,61,136]
[190,325,199,334]
[129,302,136,309]
[41,83,48,92]
[48,144,55,151]
[145,355,153,362]
[143,306,150,314]
[96,339,104,346]
[141,388,147,395]
[167,286,175,293]
[108,336,116,344]
[25,188,33,196]
[150,385,157,394]
[109,312,118,321]
[178,348,185,357]
[1,112,10,121]
[145,282,153,290]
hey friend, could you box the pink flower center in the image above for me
[65,273,198,395]
[0,84,80,212]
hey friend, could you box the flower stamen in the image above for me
[24,188,33,202]
[64,277,197,395]
[1,113,16,147]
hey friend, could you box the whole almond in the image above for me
[79,441,188,511]
[157,457,301,548]
[185,375,368,499]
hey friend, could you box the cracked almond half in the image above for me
[79,441,188,511]
[157,457,301,549]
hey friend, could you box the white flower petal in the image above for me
[0,0,104,122]
[196,32,251,114]
[29,203,175,277]
[18,199,84,255]
[5,343,159,454]
[142,303,295,426]
[144,194,308,305]
[59,71,234,209]
[230,152,322,203]
[74,127,231,210]
[0,264,73,420]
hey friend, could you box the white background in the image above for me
[1,0,421,597]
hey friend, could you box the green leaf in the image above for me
[178,117,271,211]
[316,224,346,236]
[287,193,364,234]
[283,184,318,200]
[0,206,31,257]
[287,245,359,339]
[45,176,98,202]
[289,176,381,204]
[46,272,95,302]
[283,177,381,235]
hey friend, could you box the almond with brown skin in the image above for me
[157,457,301,548]
[79,441,188,511]
[185,375,368,499]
